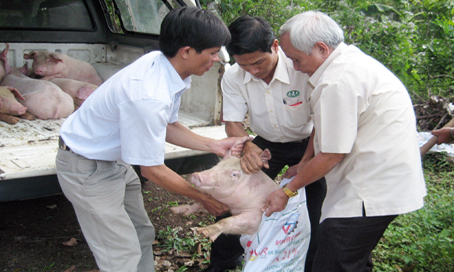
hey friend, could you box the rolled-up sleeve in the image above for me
[221,72,248,122]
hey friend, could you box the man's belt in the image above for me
[58,136,71,151]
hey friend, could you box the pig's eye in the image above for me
[230,171,241,179]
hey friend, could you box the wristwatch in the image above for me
[282,185,298,198]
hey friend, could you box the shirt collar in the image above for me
[242,47,290,85]
[309,42,348,86]
[159,52,192,94]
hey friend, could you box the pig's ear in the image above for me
[23,51,36,60]
[1,43,9,63]
[224,135,253,160]
[50,53,63,63]
[260,149,272,163]
[7,87,25,101]
[19,63,29,76]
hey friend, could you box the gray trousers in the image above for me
[56,148,155,272]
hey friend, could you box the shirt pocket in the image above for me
[282,100,311,129]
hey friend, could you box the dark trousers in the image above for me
[312,214,397,272]
[209,136,327,271]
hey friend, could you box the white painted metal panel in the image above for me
[0,118,226,180]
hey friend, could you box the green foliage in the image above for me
[372,156,454,271]
[202,0,454,101]
[157,225,211,256]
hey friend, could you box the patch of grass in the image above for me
[149,201,181,219]
[156,225,212,258]
[372,153,454,271]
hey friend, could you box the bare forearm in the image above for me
[287,152,344,191]
[141,164,208,203]
[301,128,315,163]
[225,121,249,137]
[166,122,214,153]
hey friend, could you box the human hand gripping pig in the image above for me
[171,136,280,241]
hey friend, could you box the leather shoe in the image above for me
[202,255,244,272]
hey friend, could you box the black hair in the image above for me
[159,7,231,58]
[226,15,275,56]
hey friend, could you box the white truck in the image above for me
[0,0,229,201]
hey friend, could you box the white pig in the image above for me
[23,50,103,86]
[171,136,279,242]
[0,43,9,82]
[49,78,98,109]
[0,86,36,124]
[0,57,74,120]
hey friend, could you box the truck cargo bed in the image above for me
[0,115,227,181]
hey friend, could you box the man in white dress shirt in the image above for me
[55,7,241,272]
[263,10,427,271]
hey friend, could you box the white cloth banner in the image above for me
[419,132,454,157]
[240,177,311,272]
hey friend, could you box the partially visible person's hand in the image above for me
[282,165,298,178]
[432,127,453,145]
[215,136,245,157]
[200,195,230,216]
[262,188,289,217]
[240,141,269,174]
[283,158,309,179]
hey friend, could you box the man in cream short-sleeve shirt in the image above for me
[263,11,427,271]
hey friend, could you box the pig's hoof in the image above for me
[196,227,211,238]
[4,116,19,125]
[170,205,191,215]
[22,112,36,120]
[197,227,220,242]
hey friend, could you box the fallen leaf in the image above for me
[46,204,57,209]
[175,250,191,258]
[62,238,78,247]
[197,242,203,256]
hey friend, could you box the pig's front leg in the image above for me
[170,202,206,216]
[21,112,36,120]
[197,212,261,242]
[0,112,20,124]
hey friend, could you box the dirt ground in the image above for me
[0,181,224,272]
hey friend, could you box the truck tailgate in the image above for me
[0,119,227,180]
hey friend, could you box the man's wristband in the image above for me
[282,185,298,198]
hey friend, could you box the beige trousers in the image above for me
[56,148,155,272]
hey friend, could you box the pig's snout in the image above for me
[190,172,204,188]
[34,68,45,76]
[15,105,27,115]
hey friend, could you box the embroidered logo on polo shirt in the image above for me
[287,90,300,98]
